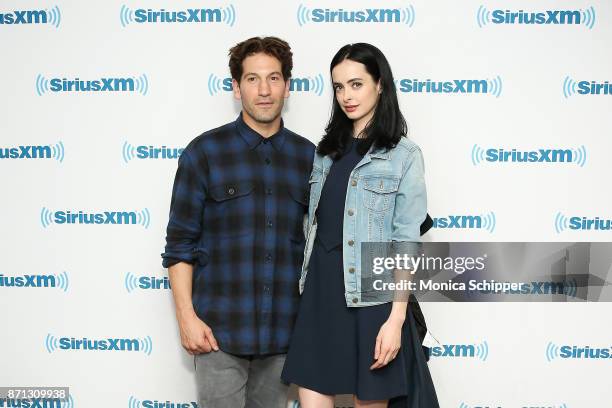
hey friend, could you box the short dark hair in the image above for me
[318,43,407,158]
[228,36,293,83]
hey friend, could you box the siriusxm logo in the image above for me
[36,74,149,95]
[477,5,596,29]
[477,279,578,297]
[40,208,151,229]
[546,342,612,361]
[45,334,153,355]
[563,76,612,97]
[125,272,171,293]
[396,76,502,97]
[0,395,74,408]
[0,141,64,162]
[120,5,236,27]
[207,73,325,96]
[0,271,69,292]
[433,212,496,233]
[122,142,184,163]
[554,213,612,233]
[128,396,198,408]
[471,145,587,167]
[297,4,415,26]
[0,6,61,27]
[428,341,489,361]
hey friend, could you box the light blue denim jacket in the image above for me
[299,137,427,307]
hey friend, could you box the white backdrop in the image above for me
[1,1,611,407]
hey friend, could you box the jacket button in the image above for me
[351,179,357,186]
[348,240,354,246]
[352,297,358,304]
[348,209,354,216]
[348,267,355,273]
[227,187,235,195]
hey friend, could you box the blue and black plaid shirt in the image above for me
[162,113,315,355]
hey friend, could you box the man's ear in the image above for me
[232,78,241,100]
[284,78,290,98]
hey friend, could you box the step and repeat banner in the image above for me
[1,0,611,407]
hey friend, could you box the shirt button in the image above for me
[352,297,358,304]
[227,187,235,195]
[265,158,271,165]
[348,240,354,246]
[263,139,269,144]
[267,220,273,228]
[351,179,357,187]
[348,209,354,216]
[266,188,272,195]
[265,253,272,262]
[348,267,355,274]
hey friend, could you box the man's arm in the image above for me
[162,147,218,354]
[168,261,218,354]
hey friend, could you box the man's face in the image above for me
[233,52,290,124]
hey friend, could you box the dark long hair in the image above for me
[317,43,407,158]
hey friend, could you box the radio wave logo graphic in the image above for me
[207,74,225,96]
[563,278,578,298]
[51,140,66,163]
[475,340,489,361]
[222,5,237,26]
[45,333,59,353]
[296,4,311,26]
[471,144,485,166]
[307,74,325,96]
[54,271,70,292]
[44,5,62,28]
[476,5,491,28]
[572,145,587,167]
[401,5,416,27]
[36,74,50,96]
[40,207,54,228]
[128,396,142,408]
[139,336,153,355]
[137,208,151,229]
[487,76,502,97]
[480,212,496,233]
[563,76,578,98]
[554,212,570,234]
[120,5,134,27]
[546,341,560,362]
[125,272,139,293]
[134,74,149,96]
[60,394,74,408]
[582,6,596,29]
[122,141,136,163]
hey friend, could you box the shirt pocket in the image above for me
[206,180,256,238]
[361,174,400,213]
[287,185,309,243]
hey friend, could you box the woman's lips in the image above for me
[344,105,358,112]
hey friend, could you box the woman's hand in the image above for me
[370,315,404,370]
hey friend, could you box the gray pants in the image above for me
[195,350,288,408]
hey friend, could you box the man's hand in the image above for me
[178,312,219,355]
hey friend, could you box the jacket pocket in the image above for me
[362,174,400,212]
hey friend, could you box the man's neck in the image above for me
[242,112,281,138]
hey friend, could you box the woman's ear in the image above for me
[377,80,382,94]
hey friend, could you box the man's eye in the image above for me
[271,76,280,81]
[247,77,256,82]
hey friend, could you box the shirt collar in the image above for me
[235,112,286,151]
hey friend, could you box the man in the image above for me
[161,37,315,408]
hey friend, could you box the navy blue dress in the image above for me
[282,138,440,406]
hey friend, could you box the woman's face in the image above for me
[331,58,381,129]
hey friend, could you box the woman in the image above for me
[281,43,439,408]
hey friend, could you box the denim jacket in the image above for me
[299,137,427,307]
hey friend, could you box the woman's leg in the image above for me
[353,396,388,408]
[298,386,334,408]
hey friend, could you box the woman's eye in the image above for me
[352,82,362,88]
